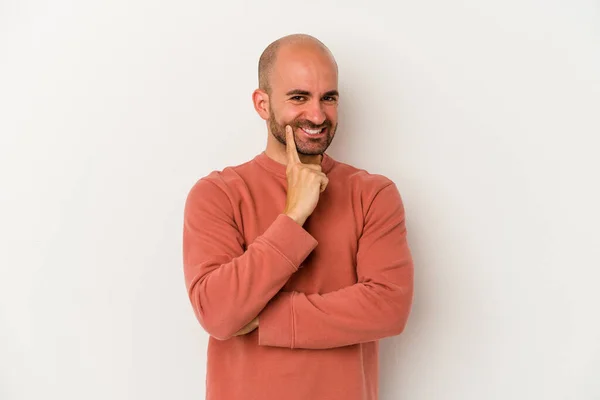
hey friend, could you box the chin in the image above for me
[297,143,330,156]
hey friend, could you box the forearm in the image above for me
[185,197,317,340]
[258,181,414,349]
[186,221,314,340]
[258,264,413,349]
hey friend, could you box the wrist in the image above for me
[284,212,306,226]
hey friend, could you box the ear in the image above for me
[252,89,270,121]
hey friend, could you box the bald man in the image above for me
[183,34,414,400]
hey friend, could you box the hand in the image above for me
[283,125,329,226]
[232,316,259,336]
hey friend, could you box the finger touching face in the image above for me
[285,125,300,164]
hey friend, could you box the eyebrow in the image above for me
[285,89,339,97]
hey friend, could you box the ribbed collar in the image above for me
[254,151,336,178]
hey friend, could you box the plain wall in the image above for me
[1,0,599,399]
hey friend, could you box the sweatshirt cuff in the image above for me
[258,291,295,348]
[257,214,318,271]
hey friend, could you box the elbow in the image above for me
[188,288,238,341]
[365,280,414,338]
[200,315,237,341]
[387,287,413,336]
[389,312,410,336]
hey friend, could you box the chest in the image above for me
[237,177,362,293]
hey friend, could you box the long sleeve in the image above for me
[257,182,414,349]
[183,177,318,340]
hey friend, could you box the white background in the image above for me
[1,0,599,399]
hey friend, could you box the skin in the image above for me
[252,36,339,166]
[233,35,338,337]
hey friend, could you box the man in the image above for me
[183,34,414,400]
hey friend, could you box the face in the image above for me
[264,46,339,156]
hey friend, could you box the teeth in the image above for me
[302,128,323,135]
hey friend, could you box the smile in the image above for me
[300,127,325,135]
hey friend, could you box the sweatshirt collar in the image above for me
[254,151,335,178]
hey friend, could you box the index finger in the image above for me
[285,125,301,164]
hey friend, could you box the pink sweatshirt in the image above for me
[183,151,414,400]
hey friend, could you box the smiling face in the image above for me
[253,39,339,161]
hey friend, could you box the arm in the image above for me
[183,177,317,340]
[257,182,414,349]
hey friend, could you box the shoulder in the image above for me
[185,157,256,209]
[330,158,406,224]
[330,158,396,200]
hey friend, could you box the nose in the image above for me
[304,100,327,126]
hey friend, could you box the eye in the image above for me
[290,96,306,101]
[323,96,338,103]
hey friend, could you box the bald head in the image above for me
[258,34,337,94]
